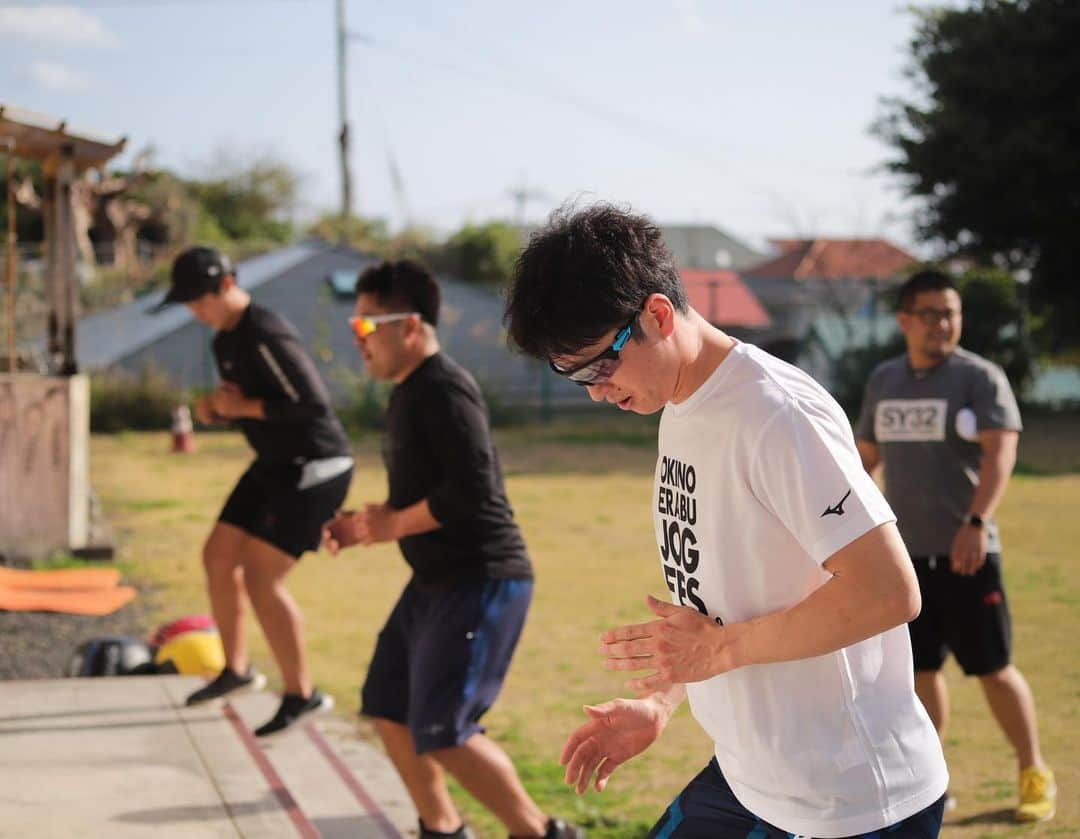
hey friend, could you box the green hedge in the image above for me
[90,369,186,432]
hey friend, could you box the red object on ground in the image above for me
[149,614,217,647]
[171,405,196,453]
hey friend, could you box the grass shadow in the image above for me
[946,807,1016,827]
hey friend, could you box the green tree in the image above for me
[188,152,300,243]
[305,214,436,264]
[429,221,521,286]
[306,213,391,252]
[875,0,1080,351]
[956,267,1035,392]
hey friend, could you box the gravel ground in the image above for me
[0,583,156,680]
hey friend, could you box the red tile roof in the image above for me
[679,268,772,328]
[743,238,916,280]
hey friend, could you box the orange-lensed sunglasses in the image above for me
[349,312,419,339]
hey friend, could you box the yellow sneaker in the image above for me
[1016,766,1056,822]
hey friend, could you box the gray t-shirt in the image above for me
[856,347,1022,556]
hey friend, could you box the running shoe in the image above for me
[1016,765,1056,822]
[184,667,266,706]
[254,687,334,737]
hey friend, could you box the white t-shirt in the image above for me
[654,342,947,837]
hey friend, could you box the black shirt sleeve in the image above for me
[249,321,334,424]
[418,380,499,524]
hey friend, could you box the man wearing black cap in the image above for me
[158,245,354,737]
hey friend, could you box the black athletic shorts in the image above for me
[647,758,945,838]
[361,576,532,753]
[218,459,352,559]
[908,553,1012,676]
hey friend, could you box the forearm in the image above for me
[225,397,329,422]
[968,451,1014,519]
[391,499,442,539]
[727,527,918,669]
[238,397,266,420]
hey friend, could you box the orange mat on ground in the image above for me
[0,583,137,616]
[0,566,122,591]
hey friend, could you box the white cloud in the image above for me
[0,5,118,47]
[30,59,91,91]
[673,0,708,34]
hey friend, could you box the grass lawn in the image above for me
[89,412,1078,838]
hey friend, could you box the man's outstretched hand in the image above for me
[559,692,680,794]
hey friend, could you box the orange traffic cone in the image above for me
[171,404,195,453]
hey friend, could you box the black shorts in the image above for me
[908,553,1012,676]
[361,576,532,753]
[647,758,945,838]
[218,460,352,559]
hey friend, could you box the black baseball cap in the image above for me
[153,246,233,311]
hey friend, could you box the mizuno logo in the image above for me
[821,489,851,518]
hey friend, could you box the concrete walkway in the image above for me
[0,675,417,838]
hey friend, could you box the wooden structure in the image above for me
[2,104,126,374]
[0,375,89,558]
[1,105,124,560]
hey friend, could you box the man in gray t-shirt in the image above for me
[856,346,1021,557]
[856,269,1056,823]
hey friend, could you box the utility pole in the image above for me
[335,0,353,242]
[506,183,549,232]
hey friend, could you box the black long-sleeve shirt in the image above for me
[384,353,532,585]
[212,302,350,463]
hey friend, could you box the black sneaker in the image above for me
[254,687,334,737]
[184,667,266,706]
[419,821,476,839]
[542,818,585,839]
[509,819,585,839]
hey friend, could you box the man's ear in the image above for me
[643,293,677,339]
[405,313,425,341]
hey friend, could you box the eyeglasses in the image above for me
[349,312,418,339]
[549,314,637,386]
[905,307,961,326]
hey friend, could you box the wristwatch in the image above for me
[965,513,985,529]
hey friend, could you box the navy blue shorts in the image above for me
[360,576,532,753]
[647,759,945,839]
[908,553,1011,676]
[219,460,352,559]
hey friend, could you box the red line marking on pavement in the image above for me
[305,723,403,839]
[223,702,321,839]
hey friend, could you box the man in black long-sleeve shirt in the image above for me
[155,246,353,736]
[322,260,581,839]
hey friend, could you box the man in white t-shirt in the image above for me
[504,205,948,838]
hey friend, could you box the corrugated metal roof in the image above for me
[72,241,582,408]
[76,242,326,370]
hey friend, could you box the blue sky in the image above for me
[1,1,938,251]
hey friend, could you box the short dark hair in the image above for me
[355,259,440,327]
[504,203,687,359]
[896,269,958,311]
